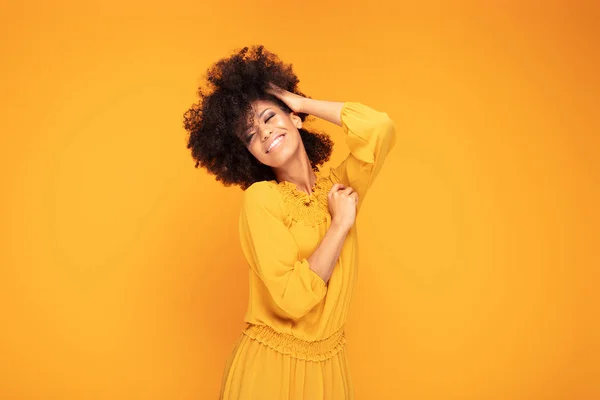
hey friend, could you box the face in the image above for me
[240,99,303,168]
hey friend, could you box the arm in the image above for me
[297,98,344,127]
[330,102,396,211]
[240,183,350,319]
[266,83,343,127]
[308,219,349,283]
[267,84,397,210]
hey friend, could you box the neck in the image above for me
[273,152,317,195]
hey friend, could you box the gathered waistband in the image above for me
[242,324,346,362]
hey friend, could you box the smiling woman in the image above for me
[183,45,396,399]
[184,46,335,191]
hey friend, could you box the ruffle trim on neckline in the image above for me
[270,170,332,226]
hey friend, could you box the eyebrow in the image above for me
[258,108,271,119]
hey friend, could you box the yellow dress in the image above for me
[220,102,397,399]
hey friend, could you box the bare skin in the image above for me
[242,84,358,283]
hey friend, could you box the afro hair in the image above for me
[183,45,334,190]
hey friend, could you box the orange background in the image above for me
[1,1,599,399]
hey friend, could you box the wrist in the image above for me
[330,219,352,234]
[296,96,308,114]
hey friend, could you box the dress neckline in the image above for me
[272,169,328,202]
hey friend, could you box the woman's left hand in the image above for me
[266,83,306,114]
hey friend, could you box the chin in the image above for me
[265,155,291,169]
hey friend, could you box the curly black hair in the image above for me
[183,45,334,190]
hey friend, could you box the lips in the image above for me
[266,133,285,154]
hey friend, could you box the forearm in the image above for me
[299,98,344,127]
[307,222,349,283]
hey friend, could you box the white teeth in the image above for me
[267,135,284,153]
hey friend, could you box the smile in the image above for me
[266,134,285,153]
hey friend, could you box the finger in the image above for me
[342,187,355,196]
[350,192,359,204]
[328,183,346,195]
[265,83,278,95]
[267,82,283,94]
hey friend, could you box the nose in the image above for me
[260,126,273,141]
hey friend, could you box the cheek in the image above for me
[286,130,301,147]
[248,142,267,162]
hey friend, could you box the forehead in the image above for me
[250,99,279,116]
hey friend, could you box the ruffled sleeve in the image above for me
[330,102,397,210]
[238,182,328,320]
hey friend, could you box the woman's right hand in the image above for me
[327,183,358,231]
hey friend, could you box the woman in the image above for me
[183,45,396,399]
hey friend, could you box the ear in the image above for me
[290,112,302,129]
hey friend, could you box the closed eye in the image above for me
[244,113,275,144]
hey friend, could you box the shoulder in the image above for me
[243,180,277,202]
[241,180,284,217]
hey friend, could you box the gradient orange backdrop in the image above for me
[1,1,598,399]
